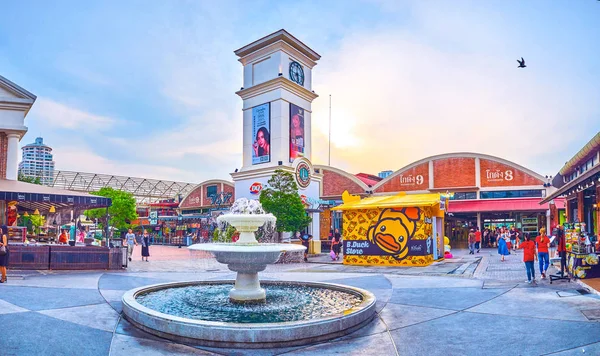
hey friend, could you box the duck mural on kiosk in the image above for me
[367,207,421,260]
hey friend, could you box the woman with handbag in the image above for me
[0,225,10,283]
[141,229,150,262]
[332,229,342,261]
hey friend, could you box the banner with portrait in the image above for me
[289,103,305,162]
[252,103,271,165]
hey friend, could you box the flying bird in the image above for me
[517,57,526,68]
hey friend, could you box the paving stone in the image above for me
[467,287,600,322]
[388,287,509,310]
[550,341,600,355]
[283,331,397,355]
[0,285,105,311]
[38,302,120,332]
[98,274,171,291]
[391,312,600,356]
[0,312,112,356]
[379,303,457,330]
[0,298,29,314]
[110,334,217,355]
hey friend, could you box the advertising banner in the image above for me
[289,103,305,162]
[344,239,432,256]
[252,103,271,165]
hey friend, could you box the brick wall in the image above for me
[480,159,543,187]
[322,170,365,198]
[376,162,429,193]
[0,132,7,179]
[433,157,476,188]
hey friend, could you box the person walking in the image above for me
[510,226,519,251]
[475,227,482,253]
[301,233,312,262]
[519,233,538,284]
[498,228,510,262]
[332,229,342,261]
[124,229,137,262]
[468,229,476,255]
[536,228,550,279]
[141,229,150,262]
[0,225,9,283]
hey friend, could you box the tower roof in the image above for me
[234,29,321,61]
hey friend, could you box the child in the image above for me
[519,233,538,284]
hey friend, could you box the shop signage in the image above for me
[90,198,97,204]
[343,239,431,256]
[17,194,25,200]
[43,196,50,202]
[440,196,447,211]
[295,161,311,188]
[250,182,263,195]
[398,174,424,186]
[149,211,158,225]
[522,217,538,225]
[485,169,514,182]
[300,194,308,205]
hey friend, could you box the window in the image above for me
[206,185,218,198]
[480,190,543,199]
[449,192,477,200]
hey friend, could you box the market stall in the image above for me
[564,223,600,279]
[332,191,447,267]
[0,179,124,270]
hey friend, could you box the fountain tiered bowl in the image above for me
[122,200,376,348]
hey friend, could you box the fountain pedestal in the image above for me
[228,264,267,301]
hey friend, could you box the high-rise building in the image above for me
[18,137,55,185]
[378,170,393,179]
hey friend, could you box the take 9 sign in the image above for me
[250,182,263,195]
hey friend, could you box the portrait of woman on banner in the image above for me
[289,104,305,162]
[253,126,270,160]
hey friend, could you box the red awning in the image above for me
[448,198,566,213]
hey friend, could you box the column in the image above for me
[596,185,600,236]
[577,191,584,223]
[5,133,20,180]
[476,212,481,229]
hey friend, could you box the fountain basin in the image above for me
[189,243,306,302]
[122,280,377,348]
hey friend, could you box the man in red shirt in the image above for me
[536,228,550,279]
[475,227,482,253]
[519,233,538,284]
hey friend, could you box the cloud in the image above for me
[31,98,116,130]
[51,145,192,182]
[309,7,598,176]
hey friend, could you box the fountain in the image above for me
[122,198,376,348]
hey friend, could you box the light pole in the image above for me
[328,94,332,166]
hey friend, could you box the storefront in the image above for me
[333,191,446,267]
[543,132,599,237]
[0,179,123,270]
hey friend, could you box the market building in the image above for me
[317,153,561,244]
[543,132,600,236]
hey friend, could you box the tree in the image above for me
[259,170,311,241]
[85,187,138,232]
[18,174,41,185]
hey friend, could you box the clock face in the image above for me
[289,61,305,86]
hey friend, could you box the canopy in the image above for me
[332,191,445,211]
[449,198,564,213]
[0,179,111,212]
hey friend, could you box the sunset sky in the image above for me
[1,0,599,183]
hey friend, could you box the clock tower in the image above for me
[231,29,323,242]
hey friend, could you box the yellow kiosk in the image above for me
[332,191,447,267]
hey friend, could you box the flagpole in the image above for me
[328,94,332,166]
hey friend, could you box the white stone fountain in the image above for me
[189,198,306,302]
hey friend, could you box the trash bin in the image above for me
[183,236,191,246]
[121,247,128,268]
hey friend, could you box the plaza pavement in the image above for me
[1,246,600,355]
